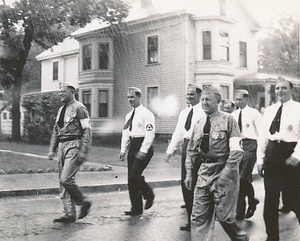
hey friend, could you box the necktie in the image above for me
[269,104,283,135]
[123,109,135,131]
[57,105,67,128]
[238,110,242,132]
[184,108,193,131]
[200,115,210,153]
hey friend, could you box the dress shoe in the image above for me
[53,216,76,223]
[124,210,143,216]
[245,199,260,219]
[278,206,290,213]
[180,224,191,231]
[78,201,92,219]
[145,192,155,210]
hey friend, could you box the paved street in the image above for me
[0,178,299,241]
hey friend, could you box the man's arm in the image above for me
[78,105,92,161]
[48,124,59,160]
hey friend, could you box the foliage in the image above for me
[258,12,300,78]
[22,91,62,144]
[0,0,130,141]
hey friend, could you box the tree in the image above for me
[258,12,300,78]
[0,0,129,141]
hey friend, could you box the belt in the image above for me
[200,156,228,164]
[58,136,81,143]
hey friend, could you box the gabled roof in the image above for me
[35,37,79,61]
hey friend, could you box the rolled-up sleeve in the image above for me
[140,111,155,153]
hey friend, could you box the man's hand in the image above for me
[47,152,54,161]
[285,156,300,167]
[135,151,147,160]
[164,153,172,163]
[184,175,193,190]
[257,164,264,177]
[77,152,86,164]
[119,152,126,162]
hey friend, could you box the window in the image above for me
[53,61,58,80]
[203,31,211,60]
[98,90,108,117]
[9,112,12,120]
[82,44,92,70]
[239,41,247,68]
[147,87,159,115]
[220,85,229,99]
[99,43,109,69]
[147,35,158,64]
[3,112,7,120]
[220,0,226,16]
[220,32,229,61]
[82,90,91,115]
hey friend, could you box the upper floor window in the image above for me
[203,31,212,60]
[220,0,226,16]
[239,41,247,68]
[98,90,108,117]
[147,86,159,115]
[82,44,92,70]
[3,112,7,120]
[220,32,229,61]
[220,85,229,99]
[53,61,58,80]
[99,43,109,70]
[147,35,158,64]
[82,90,91,116]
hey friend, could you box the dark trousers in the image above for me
[127,137,153,212]
[263,141,300,241]
[181,139,201,225]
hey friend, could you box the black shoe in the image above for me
[278,206,290,213]
[180,224,191,231]
[53,216,76,223]
[124,210,143,216]
[145,192,155,210]
[78,201,92,220]
[245,199,260,219]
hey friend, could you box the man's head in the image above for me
[127,87,142,108]
[223,99,236,113]
[235,90,249,109]
[58,82,75,104]
[186,83,202,106]
[201,86,222,115]
[275,77,293,103]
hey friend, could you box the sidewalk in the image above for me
[0,164,181,198]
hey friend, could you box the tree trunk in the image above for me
[11,83,21,141]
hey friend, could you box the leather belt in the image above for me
[58,136,81,143]
[200,156,228,164]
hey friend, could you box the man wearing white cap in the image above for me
[48,82,92,223]
[165,83,204,231]
[232,90,261,220]
[185,86,248,241]
[119,87,155,216]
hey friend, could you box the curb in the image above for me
[0,180,181,198]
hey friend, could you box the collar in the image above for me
[133,104,143,111]
[66,99,75,107]
[278,98,293,107]
[207,110,219,119]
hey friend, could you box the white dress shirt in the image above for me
[257,99,300,165]
[121,104,155,154]
[166,102,205,155]
[232,105,262,140]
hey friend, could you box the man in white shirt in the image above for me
[257,77,300,241]
[232,90,261,220]
[119,87,155,216]
[165,83,204,231]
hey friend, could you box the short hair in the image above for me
[128,87,142,97]
[236,89,249,98]
[277,77,293,89]
[187,83,202,95]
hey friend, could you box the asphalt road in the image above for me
[0,180,299,241]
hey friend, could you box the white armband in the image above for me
[80,118,91,129]
[229,137,243,152]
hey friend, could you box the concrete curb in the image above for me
[0,179,181,198]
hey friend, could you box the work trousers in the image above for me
[263,140,300,241]
[237,139,257,218]
[58,140,86,217]
[127,137,153,213]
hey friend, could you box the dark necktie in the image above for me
[57,105,67,128]
[269,104,283,135]
[238,110,242,132]
[123,109,135,131]
[200,115,210,153]
[184,108,193,131]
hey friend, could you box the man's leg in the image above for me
[191,187,214,241]
[236,180,247,219]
